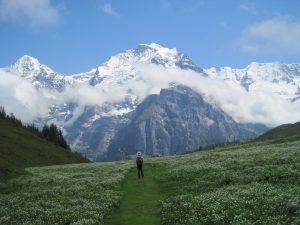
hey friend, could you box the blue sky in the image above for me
[0,0,300,74]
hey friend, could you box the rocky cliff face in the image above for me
[103,85,257,161]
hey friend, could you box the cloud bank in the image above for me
[1,63,300,128]
[237,18,300,55]
[132,64,300,127]
[0,70,53,121]
[0,0,59,26]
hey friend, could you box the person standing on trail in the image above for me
[136,152,144,179]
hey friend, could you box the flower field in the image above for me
[0,162,133,225]
[1,138,299,225]
[153,140,300,225]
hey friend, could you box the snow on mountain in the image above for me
[99,43,201,73]
[204,62,300,101]
[3,45,300,126]
[64,43,204,118]
[7,55,67,91]
[104,85,258,161]
[2,43,300,160]
[71,43,202,87]
[6,43,202,92]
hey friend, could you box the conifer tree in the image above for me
[0,106,6,119]
[1,106,71,150]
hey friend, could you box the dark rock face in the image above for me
[61,106,130,161]
[103,85,256,161]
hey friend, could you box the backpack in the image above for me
[136,156,143,166]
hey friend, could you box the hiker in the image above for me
[136,152,144,179]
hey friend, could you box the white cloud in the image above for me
[0,70,54,121]
[237,18,300,55]
[2,63,300,128]
[0,0,59,26]
[131,63,300,127]
[0,69,129,123]
[102,3,118,16]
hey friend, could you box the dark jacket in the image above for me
[136,156,143,167]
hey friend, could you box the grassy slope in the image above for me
[0,137,299,225]
[0,118,89,181]
[153,139,300,225]
[257,121,300,141]
[105,137,299,225]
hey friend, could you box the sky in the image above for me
[0,0,300,75]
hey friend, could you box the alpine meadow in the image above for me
[1,0,300,225]
[1,135,299,224]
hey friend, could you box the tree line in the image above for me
[0,106,70,150]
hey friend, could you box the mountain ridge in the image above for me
[103,85,258,161]
[1,43,300,160]
[8,44,300,103]
[204,62,300,99]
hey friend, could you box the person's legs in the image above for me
[137,167,141,179]
[141,166,144,178]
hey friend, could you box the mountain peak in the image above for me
[93,43,202,80]
[10,55,43,78]
[147,42,163,49]
[8,55,66,91]
[138,42,163,49]
[136,43,179,58]
[16,55,40,65]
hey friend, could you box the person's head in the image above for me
[137,151,142,157]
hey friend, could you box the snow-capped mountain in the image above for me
[71,43,203,88]
[92,43,202,78]
[6,55,68,91]
[204,62,300,101]
[104,85,257,161]
[1,43,300,161]
[59,43,204,119]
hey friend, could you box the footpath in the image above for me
[105,164,161,225]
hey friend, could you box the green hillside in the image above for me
[0,136,299,225]
[0,118,89,181]
[257,121,300,141]
[155,138,300,225]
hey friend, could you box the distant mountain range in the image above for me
[204,62,300,101]
[1,43,300,161]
